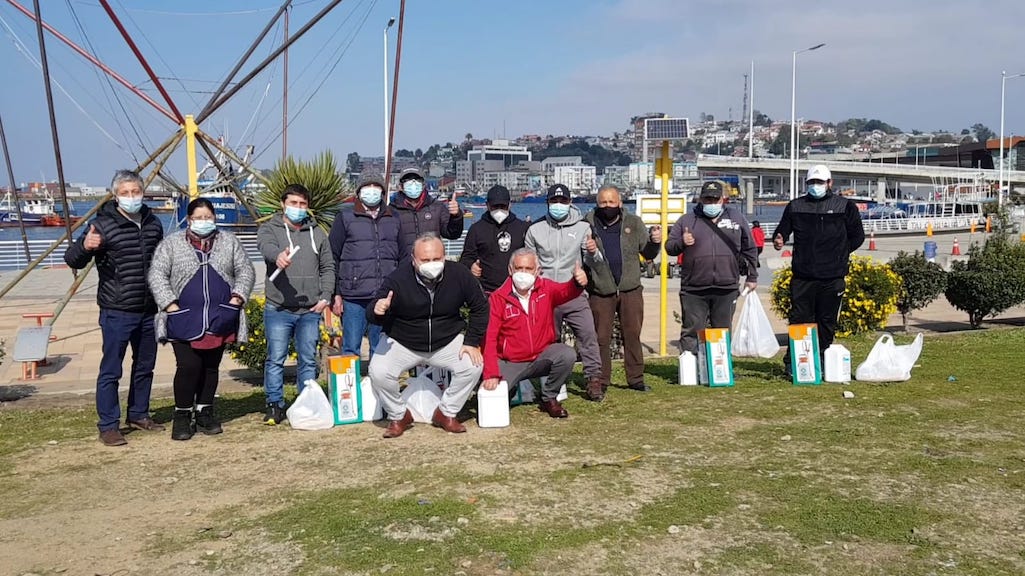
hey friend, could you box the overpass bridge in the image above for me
[696,155,1025,189]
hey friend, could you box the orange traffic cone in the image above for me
[868,231,877,251]
[951,237,961,256]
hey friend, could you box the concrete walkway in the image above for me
[0,230,1021,402]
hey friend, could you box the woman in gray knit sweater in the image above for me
[148,198,255,440]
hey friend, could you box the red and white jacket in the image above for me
[483,276,583,380]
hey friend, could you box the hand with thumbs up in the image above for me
[84,223,102,251]
[448,190,460,216]
[573,261,588,286]
[374,290,394,316]
[682,226,695,246]
[773,233,784,251]
[584,230,597,254]
[470,259,482,278]
[649,225,662,244]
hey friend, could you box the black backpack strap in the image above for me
[697,216,739,256]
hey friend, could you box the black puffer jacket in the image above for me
[64,200,164,313]
[391,195,464,253]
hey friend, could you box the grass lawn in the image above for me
[1,328,1024,575]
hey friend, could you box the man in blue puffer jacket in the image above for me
[329,179,404,360]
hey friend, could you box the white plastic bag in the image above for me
[401,374,443,422]
[855,333,924,382]
[731,292,780,358]
[287,379,335,430]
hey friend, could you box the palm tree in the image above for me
[464,133,472,142]
[255,150,351,229]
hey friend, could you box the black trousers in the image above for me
[784,277,845,369]
[678,288,739,354]
[171,342,226,409]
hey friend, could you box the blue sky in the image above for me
[1,0,1024,185]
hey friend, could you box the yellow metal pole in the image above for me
[185,114,199,198]
[659,140,670,356]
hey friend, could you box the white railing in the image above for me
[0,233,470,271]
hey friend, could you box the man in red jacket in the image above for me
[481,247,588,418]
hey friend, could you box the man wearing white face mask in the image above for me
[367,233,488,438]
[328,179,404,362]
[458,185,528,295]
[666,181,759,356]
[772,165,864,377]
[64,169,165,446]
[393,168,464,254]
[481,248,589,418]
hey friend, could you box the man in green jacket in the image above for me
[584,185,662,397]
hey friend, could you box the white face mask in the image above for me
[490,209,509,224]
[417,260,445,280]
[512,271,536,292]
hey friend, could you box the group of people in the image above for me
[66,163,862,446]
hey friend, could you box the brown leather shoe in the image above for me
[539,398,569,419]
[586,377,605,402]
[99,429,127,446]
[127,417,166,432]
[382,410,414,439]
[431,407,466,433]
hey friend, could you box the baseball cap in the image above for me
[805,165,831,182]
[699,181,725,199]
[486,185,511,205]
[399,167,424,182]
[547,183,571,201]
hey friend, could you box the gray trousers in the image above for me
[679,289,739,354]
[368,334,482,420]
[498,343,576,402]
[553,292,602,379]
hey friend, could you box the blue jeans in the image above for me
[342,299,382,360]
[96,309,157,431]
[263,304,322,407]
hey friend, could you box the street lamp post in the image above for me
[790,43,825,199]
[999,70,1025,207]
[383,16,396,181]
[748,60,755,160]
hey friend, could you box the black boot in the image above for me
[195,406,223,435]
[171,409,194,441]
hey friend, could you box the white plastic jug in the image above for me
[679,351,698,386]
[824,344,851,383]
[359,376,383,422]
[477,380,510,428]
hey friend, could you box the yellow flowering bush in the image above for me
[227,295,333,371]
[769,256,901,337]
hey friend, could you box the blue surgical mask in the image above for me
[808,183,827,198]
[189,219,217,236]
[402,180,424,199]
[284,206,308,223]
[702,203,723,218]
[548,203,570,220]
[359,187,383,206]
[117,196,143,215]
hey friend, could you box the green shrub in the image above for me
[888,251,947,329]
[256,151,351,228]
[944,236,1025,328]
[770,256,901,337]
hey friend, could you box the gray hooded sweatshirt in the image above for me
[257,213,335,309]
[524,205,603,283]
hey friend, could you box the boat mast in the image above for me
[0,114,32,261]
[282,1,290,160]
[32,0,75,254]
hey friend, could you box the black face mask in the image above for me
[597,206,622,223]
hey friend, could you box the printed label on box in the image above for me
[788,324,821,385]
[327,355,363,424]
[699,328,734,387]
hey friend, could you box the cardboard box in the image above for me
[327,355,362,425]
[698,328,734,387]
[788,324,822,385]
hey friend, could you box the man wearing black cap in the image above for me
[665,181,758,355]
[458,185,528,295]
[524,183,605,400]
[393,167,464,253]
